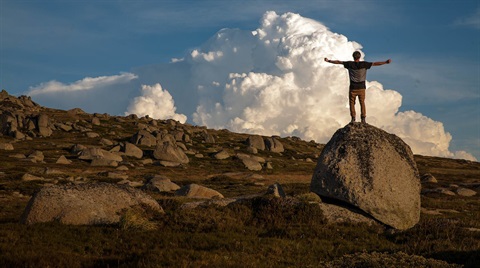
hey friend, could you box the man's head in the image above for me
[353,51,361,60]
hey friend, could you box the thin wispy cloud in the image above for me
[454,8,480,29]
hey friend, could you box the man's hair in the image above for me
[353,51,361,60]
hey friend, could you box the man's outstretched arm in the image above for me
[372,59,392,66]
[324,58,343,64]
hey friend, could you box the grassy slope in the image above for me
[0,106,479,267]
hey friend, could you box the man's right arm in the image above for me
[324,58,343,64]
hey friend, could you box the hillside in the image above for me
[0,90,479,267]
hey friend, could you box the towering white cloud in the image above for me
[125,83,187,123]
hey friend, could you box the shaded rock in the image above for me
[143,176,180,192]
[86,132,100,138]
[123,142,143,159]
[318,202,378,225]
[28,151,44,162]
[108,172,128,179]
[100,138,113,146]
[246,146,258,154]
[421,173,438,183]
[71,144,87,154]
[0,143,14,150]
[56,155,72,164]
[175,184,224,199]
[131,130,156,147]
[455,187,477,197]
[264,137,284,153]
[246,135,265,151]
[55,123,72,132]
[153,142,189,164]
[91,159,119,167]
[22,173,45,181]
[156,132,176,145]
[21,183,163,225]
[311,123,421,230]
[214,150,230,160]
[44,167,64,175]
[241,158,262,171]
[157,161,182,167]
[78,148,123,162]
[91,117,101,126]
[9,153,26,159]
[36,114,53,137]
[266,183,286,198]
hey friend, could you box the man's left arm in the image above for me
[372,59,392,66]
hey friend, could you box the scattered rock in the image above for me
[91,159,119,167]
[21,183,163,225]
[86,132,100,138]
[56,155,72,164]
[241,158,262,171]
[264,137,284,153]
[131,130,157,146]
[455,187,477,197]
[78,148,123,162]
[214,150,230,160]
[246,135,265,151]
[175,184,224,199]
[108,172,129,180]
[0,143,14,150]
[311,123,421,230]
[153,142,189,164]
[318,202,378,225]
[266,183,286,198]
[421,173,438,183]
[123,142,143,159]
[22,173,45,181]
[91,117,101,126]
[28,151,45,162]
[100,138,114,146]
[143,176,180,192]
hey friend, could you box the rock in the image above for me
[264,137,284,153]
[21,183,163,225]
[131,130,156,147]
[9,153,26,159]
[55,123,73,132]
[246,135,265,151]
[157,161,182,167]
[0,143,14,150]
[36,114,53,137]
[100,138,114,146]
[156,132,176,145]
[175,184,224,199]
[86,132,100,138]
[318,202,378,225]
[116,165,129,171]
[201,132,216,143]
[241,158,262,171]
[71,144,87,154]
[91,117,101,126]
[153,142,189,164]
[214,150,230,160]
[421,173,438,183]
[195,154,204,158]
[123,142,143,159]
[78,148,123,162]
[143,176,180,192]
[28,151,45,162]
[246,146,258,154]
[266,183,286,198]
[44,167,64,175]
[433,188,456,196]
[91,159,119,167]
[22,173,45,181]
[311,123,421,230]
[108,172,129,179]
[455,187,477,197]
[56,155,72,164]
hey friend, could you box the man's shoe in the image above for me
[361,117,366,124]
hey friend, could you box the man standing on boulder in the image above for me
[325,51,391,123]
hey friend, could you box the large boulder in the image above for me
[21,183,163,225]
[78,147,123,162]
[153,142,189,164]
[246,135,265,151]
[143,175,180,192]
[311,123,421,230]
[131,130,156,147]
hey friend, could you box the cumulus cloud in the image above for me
[25,11,476,161]
[125,83,187,123]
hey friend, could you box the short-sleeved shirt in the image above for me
[343,61,373,90]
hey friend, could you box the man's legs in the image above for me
[358,89,366,123]
[349,90,357,122]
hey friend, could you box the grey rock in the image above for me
[264,137,284,153]
[143,176,180,192]
[22,173,45,181]
[175,184,224,199]
[455,187,477,197]
[246,135,265,151]
[0,143,14,150]
[21,183,163,225]
[421,173,438,183]
[123,142,143,159]
[214,150,230,160]
[311,123,421,230]
[56,155,72,164]
[78,148,123,162]
[153,142,189,164]
[131,130,156,147]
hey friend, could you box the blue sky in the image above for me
[1,0,479,159]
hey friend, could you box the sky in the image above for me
[1,0,479,160]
